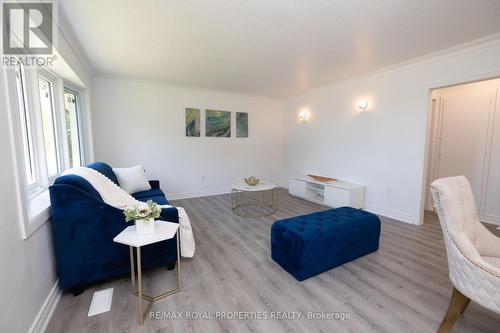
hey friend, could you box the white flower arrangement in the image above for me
[124,200,161,222]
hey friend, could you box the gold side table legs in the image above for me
[129,232,181,325]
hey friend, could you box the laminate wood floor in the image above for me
[46,189,500,333]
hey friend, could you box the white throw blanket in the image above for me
[63,167,195,258]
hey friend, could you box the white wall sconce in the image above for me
[298,109,310,121]
[358,99,369,111]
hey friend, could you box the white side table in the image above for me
[113,221,181,325]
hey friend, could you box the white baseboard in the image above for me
[168,187,418,225]
[363,204,417,225]
[167,187,231,201]
[28,280,62,333]
[479,213,500,226]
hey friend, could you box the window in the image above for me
[15,64,36,187]
[10,64,87,237]
[38,75,61,178]
[13,65,85,198]
[64,89,82,168]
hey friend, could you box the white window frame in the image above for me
[35,69,65,184]
[14,64,37,190]
[5,65,87,239]
[63,83,85,168]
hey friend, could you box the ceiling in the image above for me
[60,0,500,98]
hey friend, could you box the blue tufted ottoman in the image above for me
[271,207,381,281]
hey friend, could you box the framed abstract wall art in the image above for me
[185,108,200,137]
[206,109,231,137]
[236,112,248,137]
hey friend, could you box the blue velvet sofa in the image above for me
[49,162,178,290]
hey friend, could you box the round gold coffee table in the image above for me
[231,182,278,218]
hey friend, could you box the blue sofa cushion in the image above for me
[148,180,160,189]
[87,162,119,185]
[271,207,381,281]
[132,188,166,201]
[140,195,169,205]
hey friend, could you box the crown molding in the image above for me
[284,33,500,99]
[92,74,282,102]
[91,33,500,101]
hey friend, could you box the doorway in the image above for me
[425,78,500,225]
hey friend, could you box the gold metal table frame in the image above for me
[128,230,181,325]
[231,186,278,218]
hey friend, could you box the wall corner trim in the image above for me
[28,280,62,333]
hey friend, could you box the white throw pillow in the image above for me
[112,165,152,194]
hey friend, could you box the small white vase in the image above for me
[135,218,155,235]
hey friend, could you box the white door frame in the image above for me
[423,82,499,224]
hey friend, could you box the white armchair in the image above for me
[431,176,500,332]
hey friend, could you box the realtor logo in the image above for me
[1,0,56,67]
[2,1,53,54]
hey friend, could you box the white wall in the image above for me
[0,10,94,333]
[282,37,500,224]
[91,78,283,199]
[0,72,58,333]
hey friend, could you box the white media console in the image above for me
[289,176,364,208]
